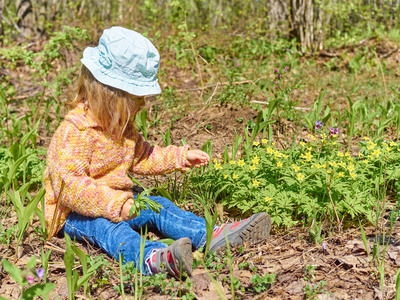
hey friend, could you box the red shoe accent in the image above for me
[229,221,242,230]
[167,251,175,264]
[213,225,226,238]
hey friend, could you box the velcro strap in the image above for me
[154,247,177,276]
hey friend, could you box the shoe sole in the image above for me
[209,212,271,254]
[171,237,193,277]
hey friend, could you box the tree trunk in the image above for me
[290,0,326,52]
[266,0,288,34]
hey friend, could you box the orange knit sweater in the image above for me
[43,104,190,237]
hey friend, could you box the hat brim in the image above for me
[81,47,161,96]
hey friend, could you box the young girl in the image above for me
[44,26,271,277]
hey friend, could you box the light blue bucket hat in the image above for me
[81,26,161,96]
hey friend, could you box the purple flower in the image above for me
[284,66,290,73]
[236,63,240,66]
[335,128,339,134]
[36,268,45,278]
[27,275,34,284]
[315,121,323,130]
[274,68,278,73]
[322,242,327,250]
[276,86,279,89]
[279,74,282,78]
[234,59,239,62]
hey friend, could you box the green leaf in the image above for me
[26,255,37,271]
[2,259,24,285]
[22,283,56,300]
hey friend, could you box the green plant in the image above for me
[8,187,45,257]
[304,280,326,299]
[309,223,325,244]
[250,272,276,293]
[136,109,149,141]
[63,234,108,300]
[304,264,316,281]
[129,178,164,217]
[1,256,56,300]
[40,248,52,284]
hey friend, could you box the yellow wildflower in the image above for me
[265,196,272,202]
[252,156,260,165]
[382,142,388,147]
[230,160,236,165]
[215,163,222,170]
[292,164,300,172]
[368,143,376,150]
[358,152,364,157]
[272,142,276,146]
[321,133,327,139]
[250,165,257,171]
[274,151,282,158]
[300,142,306,147]
[363,159,368,164]
[213,158,218,163]
[262,139,268,144]
[338,172,344,178]
[330,162,338,167]
[332,134,337,138]
[349,172,356,179]
[363,136,370,141]
[277,162,283,168]
[372,149,381,157]
[223,174,228,179]
[305,152,313,160]
[347,156,352,161]
[327,170,331,174]
[238,159,245,167]
[297,173,305,181]
[252,180,260,187]
[345,152,350,157]
[233,174,239,179]
[308,147,313,151]
[253,141,260,146]
[390,141,396,147]
[348,164,355,171]
[386,147,391,153]
[266,147,273,154]
[337,151,344,157]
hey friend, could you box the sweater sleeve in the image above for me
[130,132,190,175]
[46,122,130,222]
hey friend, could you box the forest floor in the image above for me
[1,33,400,299]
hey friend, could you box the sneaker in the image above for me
[147,237,193,278]
[209,212,271,254]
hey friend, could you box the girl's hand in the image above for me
[186,149,210,168]
[120,199,137,221]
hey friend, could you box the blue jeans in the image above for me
[60,196,207,274]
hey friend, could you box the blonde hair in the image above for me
[68,65,144,139]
